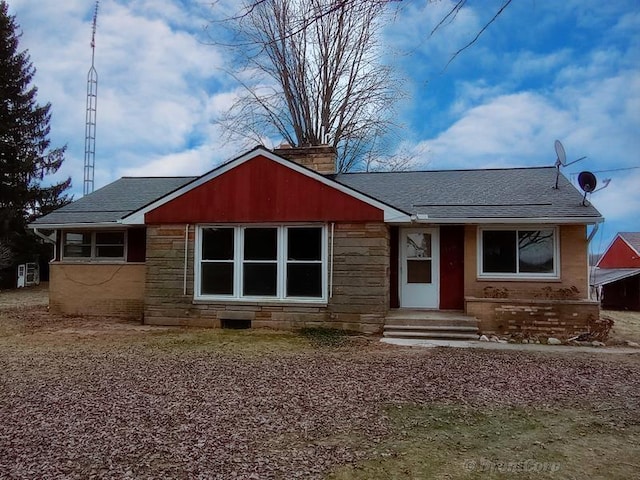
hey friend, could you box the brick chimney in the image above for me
[273,144,337,175]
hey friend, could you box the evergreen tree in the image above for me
[0,1,70,269]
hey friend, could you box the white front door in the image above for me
[400,228,439,308]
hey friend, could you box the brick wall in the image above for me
[143,222,389,333]
[466,297,601,338]
[49,263,145,318]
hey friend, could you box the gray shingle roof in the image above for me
[31,177,196,226]
[590,267,640,286]
[32,163,603,227]
[619,232,640,254]
[334,167,602,219]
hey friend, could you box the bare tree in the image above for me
[214,0,397,172]
[211,0,512,172]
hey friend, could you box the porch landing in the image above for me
[384,309,479,340]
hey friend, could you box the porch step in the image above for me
[382,330,479,340]
[383,310,479,340]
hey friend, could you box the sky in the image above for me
[7,0,640,253]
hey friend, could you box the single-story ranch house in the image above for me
[30,145,603,338]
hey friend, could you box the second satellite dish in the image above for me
[578,171,597,192]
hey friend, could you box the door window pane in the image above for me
[288,228,322,261]
[243,263,277,296]
[201,263,234,295]
[244,228,277,260]
[202,228,234,260]
[407,233,431,258]
[483,230,517,273]
[407,259,432,283]
[287,264,322,297]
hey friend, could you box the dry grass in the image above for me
[602,310,640,344]
[0,307,639,479]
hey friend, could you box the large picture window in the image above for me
[63,230,125,260]
[197,225,326,301]
[480,228,558,278]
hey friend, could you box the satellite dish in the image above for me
[578,171,597,193]
[578,171,597,206]
[555,140,566,166]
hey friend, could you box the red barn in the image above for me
[592,233,640,310]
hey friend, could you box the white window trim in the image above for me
[477,226,560,280]
[195,224,328,303]
[61,229,127,262]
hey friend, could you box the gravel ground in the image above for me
[1,308,639,479]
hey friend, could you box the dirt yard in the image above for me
[1,288,639,479]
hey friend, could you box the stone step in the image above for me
[382,331,479,340]
[384,317,478,327]
[383,325,478,333]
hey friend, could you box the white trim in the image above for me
[29,222,122,230]
[477,226,560,280]
[121,147,410,225]
[194,223,328,303]
[619,235,640,257]
[402,216,603,225]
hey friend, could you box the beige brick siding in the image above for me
[143,222,389,333]
[49,263,145,318]
[463,224,599,336]
[466,297,600,337]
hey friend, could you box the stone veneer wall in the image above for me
[463,224,599,337]
[143,222,389,333]
[49,263,145,318]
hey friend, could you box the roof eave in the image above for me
[386,216,604,225]
[27,221,125,230]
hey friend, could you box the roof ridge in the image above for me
[336,165,556,175]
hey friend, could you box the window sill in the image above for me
[55,260,143,265]
[193,297,328,307]
[476,275,561,282]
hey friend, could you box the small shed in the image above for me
[592,232,640,310]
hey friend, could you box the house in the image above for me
[591,232,640,311]
[30,145,604,337]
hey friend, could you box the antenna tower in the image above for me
[83,1,99,196]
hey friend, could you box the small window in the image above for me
[64,232,92,258]
[63,231,125,260]
[286,227,323,297]
[480,228,557,277]
[200,228,234,295]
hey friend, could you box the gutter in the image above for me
[32,228,57,261]
[388,216,604,225]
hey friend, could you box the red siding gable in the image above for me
[145,155,383,224]
[598,236,640,268]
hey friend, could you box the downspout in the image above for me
[587,220,601,243]
[329,222,334,298]
[586,219,603,301]
[183,224,189,296]
[33,228,57,261]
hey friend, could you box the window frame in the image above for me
[477,226,560,280]
[61,229,127,262]
[195,224,328,303]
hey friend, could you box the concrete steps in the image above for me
[383,310,479,340]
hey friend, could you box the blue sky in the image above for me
[8,0,640,253]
